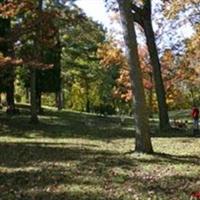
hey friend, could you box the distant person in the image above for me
[192,105,199,132]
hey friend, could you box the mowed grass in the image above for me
[0,108,200,200]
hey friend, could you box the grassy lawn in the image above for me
[0,108,200,200]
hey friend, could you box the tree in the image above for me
[105,0,170,130]
[0,0,16,113]
[61,14,107,112]
[97,39,131,115]
[117,0,153,153]
[4,0,62,122]
[131,0,170,130]
[163,0,200,106]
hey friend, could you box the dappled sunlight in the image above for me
[0,166,41,173]
[0,110,200,199]
[0,0,200,198]
[0,134,200,199]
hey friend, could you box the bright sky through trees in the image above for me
[75,0,194,48]
[75,0,111,28]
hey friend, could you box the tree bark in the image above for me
[148,72,153,118]
[56,91,63,110]
[29,0,43,123]
[30,68,38,123]
[2,17,16,114]
[143,18,170,130]
[6,74,15,112]
[25,88,30,103]
[131,0,171,130]
[85,79,90,113]
[117,0,153,153]
[36,91,43,114]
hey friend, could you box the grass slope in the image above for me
[0,109,199,200]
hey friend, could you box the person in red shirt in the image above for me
[192,105,199,131]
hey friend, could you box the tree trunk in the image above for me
[25,88,30,103]
[85,79,90,113]
[55,35,63,111]
[0,93,2,110]
[117,0,153,154]
[56,91,63,110]
[2,17,16,114]
[148,72,153,117]
[36,91,43,114]
[86,98,90,113]
[29,0,43,123]
[30,68,38,123]
[143,19,170,130]
[6,75,15,112]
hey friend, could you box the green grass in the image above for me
[0,108,200,200]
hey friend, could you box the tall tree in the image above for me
[131,0,170,130]
[61,14,106,112]
[30,0,43,123]
[117,0,153,153]
[0,0,16,113]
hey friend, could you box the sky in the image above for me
[75,0,195,53]
[75,0,111,28]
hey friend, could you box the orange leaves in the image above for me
[99,42,154,102]
[0,1,18,18]
[0,55,22,68]
[97,41,126,69]
[0,0,60,70]
[25,61,54,69]
[0,54,53,69]
[0,0,35,18]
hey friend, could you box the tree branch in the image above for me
[144,0,151,13]
[132,12,143,26]
[131,3,142,13]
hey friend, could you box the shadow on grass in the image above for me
[0,142,136,200]
[0,141,199,200]
[140,152,200,166]
[0,142,137,168]
[0,113,134,140]
[0,109,196,140]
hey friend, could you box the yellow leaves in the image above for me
[166,87,182,106]
[161,49,174,65]
[62,34,69,41]
[97,41,127,69]
[164,1,183,18]
[164,0,200,18]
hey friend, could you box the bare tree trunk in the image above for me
[131,0,171,130]
[36,91,43,114]
[85,79,90,113]
[25,88,30,103]
[149,72,153,117]
[56,91,63,110]
[0,93,2,110]
[3,18,16,114]
[29,0,43,123]
[143,18,170,130]
[30,68,38,123]
[6,75,15,112]
[117,0,153,153]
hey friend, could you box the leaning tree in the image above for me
[117,0,153,153]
